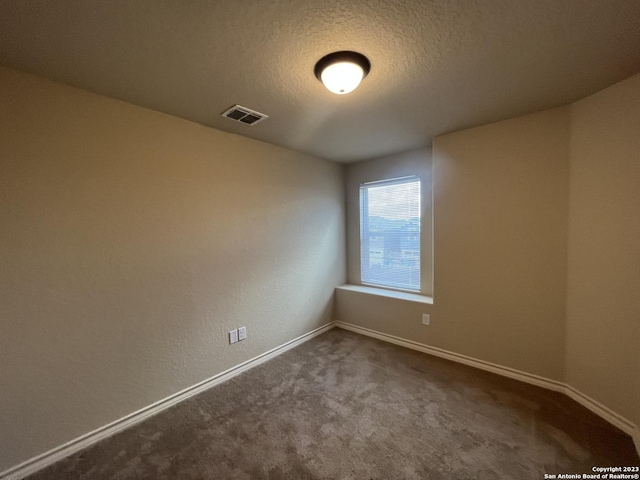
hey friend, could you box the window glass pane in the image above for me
[360,177,420,292]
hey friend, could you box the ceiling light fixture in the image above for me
[314,51,371,95]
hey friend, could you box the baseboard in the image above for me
[335,321,640,457]
[4,320,638,478]
[334,321,567,393]
[563,384,639,446]
[0,322,335,480]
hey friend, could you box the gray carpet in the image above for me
[27,328,639,479]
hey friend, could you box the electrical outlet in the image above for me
[238,326,247,341]
[422,314,430,326]
[229,329,238,344]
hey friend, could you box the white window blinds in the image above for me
[360,176,421,292]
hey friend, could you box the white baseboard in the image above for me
[563,384,639,444]
[334,321,566,393]
[0,322,335,480]
[335,321,640,458]
[3,319,638,479]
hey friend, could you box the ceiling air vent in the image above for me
[221,105,268,126]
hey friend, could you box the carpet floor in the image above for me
[26,328,639,479]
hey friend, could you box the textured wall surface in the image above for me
[1,1,639,161]
[430,108,570,381]
[337,108,571,382]
[337,76,640,437]
[0,67,345,472]
[566,74,640,432]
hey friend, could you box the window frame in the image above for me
[359,175,421,294]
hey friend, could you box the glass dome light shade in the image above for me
[314,51,371,95]
[320,61,365,95]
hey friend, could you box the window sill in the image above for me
[336,284,433,305]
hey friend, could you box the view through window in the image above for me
[360,176,421,292]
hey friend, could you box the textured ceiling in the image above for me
[1,1,639,163]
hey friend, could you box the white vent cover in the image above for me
[221,105,268,125]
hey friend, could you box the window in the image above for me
[360,176,421,292]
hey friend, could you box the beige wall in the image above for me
[337,108,571,381]
[432,108,570,380]
[0,67,345,471]
[566,74,640,431]
[2,62,638,473]
[338,76,640,439]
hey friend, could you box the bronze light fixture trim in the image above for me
[314,51,371,94]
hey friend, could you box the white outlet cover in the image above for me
[229,329,238,344]
[422,314,430,325]
[238,326,247,341]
